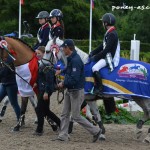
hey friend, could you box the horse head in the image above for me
[42,38,67,67]
[0,36,35,66]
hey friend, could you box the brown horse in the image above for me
[0,36,35,66]
[0,36,38,131]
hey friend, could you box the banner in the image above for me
[92,0,94,9]
[20,0,24,5]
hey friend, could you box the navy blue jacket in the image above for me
[37,66,55,94]
[63,50,84,90]
[49,22,64,40]
[0,63,16,85]
[90,29,118,62]
[33,23,50,50]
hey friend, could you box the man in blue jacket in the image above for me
[54,39,101,142]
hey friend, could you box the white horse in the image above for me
[43,38,150,143]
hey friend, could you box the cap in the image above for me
[60,39,75,47]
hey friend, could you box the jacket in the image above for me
[90,28,118,62]
[63,50,84,90]
[33,22,50,50]
[49,23,64,40]
[37,65,55,94]
[0,62,16,85]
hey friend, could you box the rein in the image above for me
[0,59,31,86]
[55,75,65,104]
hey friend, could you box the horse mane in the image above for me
[5,36,35,52]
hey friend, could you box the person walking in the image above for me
[33,46,60,135]
[0,56,20,123]
[54,39,101,142]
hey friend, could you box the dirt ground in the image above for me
[0,93,150,150]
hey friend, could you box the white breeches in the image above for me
[92,59,107,72]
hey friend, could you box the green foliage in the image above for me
[0,0,150,43]
[98,105,150,125]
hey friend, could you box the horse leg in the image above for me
[13,97,29,131]
[134,99,150,140]
[103,97,116,115]
[87,100,106,140]
[143,128,150,143]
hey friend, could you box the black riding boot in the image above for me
[93,71,103,96]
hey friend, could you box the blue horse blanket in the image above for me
[55,58,150,99]
[84,57,150,99]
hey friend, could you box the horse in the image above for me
[84,58,150,143]
[0,37,149,143]
[0,36,39,131]
[44,38,150,143]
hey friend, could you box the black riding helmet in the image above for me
[49,9,63,21]
[36,11,49,19]
[101,13,116,26]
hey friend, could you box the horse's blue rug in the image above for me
[55,58,150,99]
[84,57,150,99]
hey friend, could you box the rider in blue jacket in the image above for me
[49,9,64,41]
[89,13,120,96]
[33,11,50,50]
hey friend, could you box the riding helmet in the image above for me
[36,11,49,19]
[101,13,116,26]
[49,9,63,20]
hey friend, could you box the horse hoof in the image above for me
[134,129,143,140]
[143,133,150,144]
[99,134,106,141]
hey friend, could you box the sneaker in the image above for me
[92,130,101,143]
[0,116,3,123]
[51,137,69,142]
[99,134,106,141]
[12,124,20,131]
[47,117,58,132]
[0,106,7,117]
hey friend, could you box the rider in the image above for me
[49,9,64,41]
[33,11,50,50]
[89,13,120,95]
